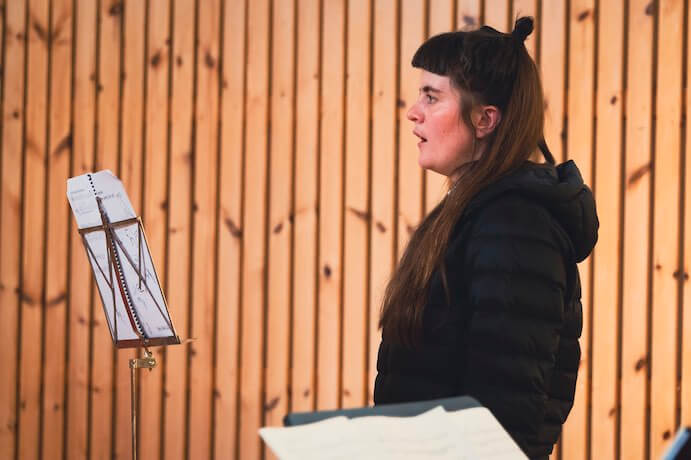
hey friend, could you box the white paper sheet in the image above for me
[67,170,176,343]
[259,405,528,459]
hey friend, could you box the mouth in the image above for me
[413,130,427,144]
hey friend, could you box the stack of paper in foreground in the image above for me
[259,405,528,459]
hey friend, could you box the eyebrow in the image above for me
[420,85,442,94]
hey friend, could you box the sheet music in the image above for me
[67,170,136,229]
[447,407,528,459]
[259,406,528,459]
[67,170,176,344]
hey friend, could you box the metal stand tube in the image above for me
[129,349,156,460]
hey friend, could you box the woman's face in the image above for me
[407,70,477,180]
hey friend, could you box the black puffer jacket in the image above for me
[374,160,598,459]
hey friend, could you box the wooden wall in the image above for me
[0,0,689,459]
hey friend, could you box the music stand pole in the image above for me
[129,349,156,460]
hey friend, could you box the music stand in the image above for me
[68,171,181,460]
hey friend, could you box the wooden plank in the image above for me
[263,1,294,451]
[291,0,320,415]
[456,0,480,30]
[136,1,169,458]
[368,0,396,409]
[561,1,595,459]
[214,0,245,457]
[238,0,269,457]
[341,0,371,411]
[512,0,537,58]
[316,0,345,412]
[164,0,195,457]
[590,0,623,458]
[187,0,221,458]
[17,0,48,458]
[66,1,97,458]
[620,3,653,459]
[650,0,683,457]
[89,1,123,457]
[683,0,691,426]
[540,0,566,162]
[114,0,145,458]
[0,1,26,458]
[41,0,73,457]
[239,0,271,458]
[397,0,425,259]
[484,0,510,31]
[425,0,453,214]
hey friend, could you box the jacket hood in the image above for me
[465,160,599,262]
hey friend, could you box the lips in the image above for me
[413,130,427,143]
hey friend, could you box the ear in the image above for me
[471,105,502,139]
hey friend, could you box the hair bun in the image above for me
[512,16,534,42]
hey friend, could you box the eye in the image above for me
[425,94,437,103]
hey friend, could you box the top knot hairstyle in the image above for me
[511,16,533,42]
[379,17,554,346]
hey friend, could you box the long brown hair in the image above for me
[379,17,552,346]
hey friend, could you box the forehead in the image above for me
[419,70,454,93]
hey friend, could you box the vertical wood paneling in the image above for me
[368,0,397,409]
[396,0,425,259]
[291,0,320,415]
[342,0,371,410]
[684,0,691,428]
[561,1,595,459]
[317,0,345,411]
[187,0,220,458]
[89,1,122,457]
[41,0,72,457]
[590,1,624,458]
[264,0,294,446]
[620,2,654,459]
[18,0,48,459]
[683,0,691,426]
[66,1,97,458]
[540,0,566,162]
[484,0,510,31]
[115,1,144,459]
[214,0,245,457]
[164,0,195,458]
[238,0,269,458]
[5,2,691,459]
[650,0,683,457]
[425,0,454,213]
[0,1,25,459]
[138,0,169,458]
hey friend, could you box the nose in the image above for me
[407,101,422,123]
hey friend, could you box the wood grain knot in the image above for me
[264,396,280,412]
[224,218,242,238]
[150,50,162,68]
[109,2,123,17]
[627,163,651,188]
[635,356,647,371]
[462,15,477,26]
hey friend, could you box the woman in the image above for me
[374,17,599,459]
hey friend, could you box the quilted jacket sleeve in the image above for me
[459,195,569,452]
